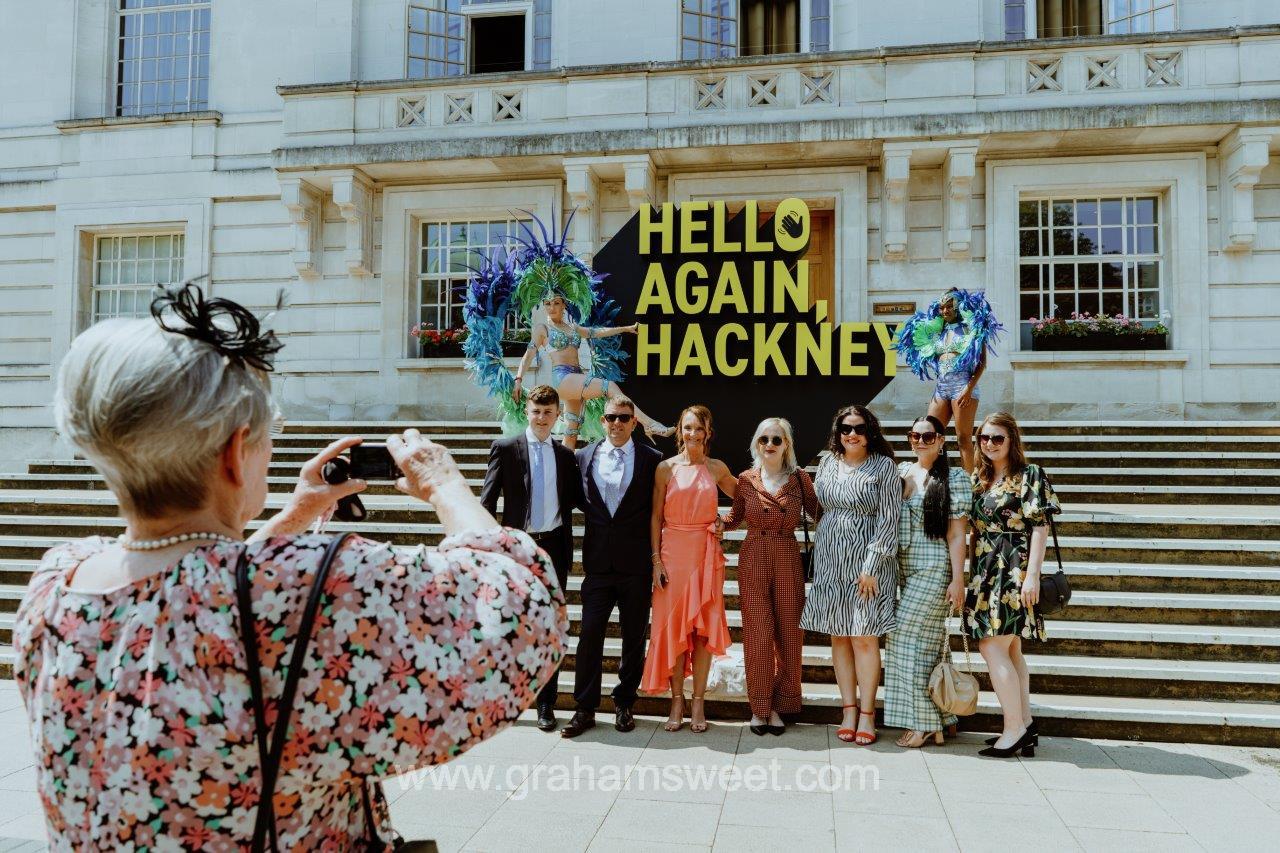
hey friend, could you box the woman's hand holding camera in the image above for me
[387,429,498,534]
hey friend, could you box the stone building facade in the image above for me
[1,1,1279,463]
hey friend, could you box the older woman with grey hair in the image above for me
[721,417,820,735]
[13,283,566,851]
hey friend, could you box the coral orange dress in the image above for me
[641,462,732,693]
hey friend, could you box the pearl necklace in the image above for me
[120,532,239,551]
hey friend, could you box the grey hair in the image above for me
[54,317,274,518]
[748,417,798,474]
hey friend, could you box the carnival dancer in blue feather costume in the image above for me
[894,288,1003,471]
[462,213,673,448]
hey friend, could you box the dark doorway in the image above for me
[471,14,525,74]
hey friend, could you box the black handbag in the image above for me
[796,471,815,583]
[235,534,438,853]
[1038,509,1072,615]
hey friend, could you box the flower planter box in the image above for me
[419,343,466,359]
[1032,332,1167,352]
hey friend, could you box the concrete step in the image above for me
[561,605,1280,663]
[565,673,1280,746]
[560,635,1280,703]
[0,494,1274,543]
[0,514,1276,568]
[4,553,1277,597]
[9,472,1278,507]
[278,420,1280,438]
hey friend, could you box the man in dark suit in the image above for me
[480,384,582,732]
[561,396,663,737]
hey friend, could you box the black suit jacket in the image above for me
[575,439,663,576]
[480,434,581,549]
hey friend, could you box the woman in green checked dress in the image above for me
[884,415,971,748]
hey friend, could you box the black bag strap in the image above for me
[237,532,354,853]
[794,470,811,550]
[1045,511,1065,574]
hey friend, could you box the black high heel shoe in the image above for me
[978,727,1036,758]
[986,718,1037,746]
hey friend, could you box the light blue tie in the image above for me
[530,440,546,531]
[604,447,625,515]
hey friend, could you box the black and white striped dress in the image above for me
[800,452,902,637]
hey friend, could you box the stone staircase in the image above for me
[2,420,1278,746]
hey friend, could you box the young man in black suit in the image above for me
[561,396,664,737]
[480,384,582,732]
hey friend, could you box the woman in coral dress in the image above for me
[643,405,738,733]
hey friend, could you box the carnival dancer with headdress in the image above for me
[894,289,1003,471]
[463,215,673,448]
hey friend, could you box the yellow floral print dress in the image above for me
[965,464,1060,641]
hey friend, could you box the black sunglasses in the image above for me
[757,435,784,446]
[838,423,868,436]
[908,430,939,444]
[978,434,1007,447]
[603,413,633,423]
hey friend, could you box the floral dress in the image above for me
[13,528,566,852]
[964,464,1060,641]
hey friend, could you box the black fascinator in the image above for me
[150,276,284,372]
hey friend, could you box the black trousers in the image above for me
[573,571,652,713]
[532,526,572,710]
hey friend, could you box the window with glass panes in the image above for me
[408,0,466,79]
[92,234,185,322]
[1017,196,1162,338]
[418,219,523,344]
[116,0,211,117]
[682,0,738,60]
[1106,0,1176,34]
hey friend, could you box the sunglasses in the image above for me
[757,435,784,447]
[978,434,1007,447]
[603,413,633,423]
[838,423,868,437]
[908,430,938,444]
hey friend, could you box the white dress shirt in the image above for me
[525,427,561,533]
[592,438,635,516]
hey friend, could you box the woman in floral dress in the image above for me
[966,411,1060,758]
[14,283,566,850]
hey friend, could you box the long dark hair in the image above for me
[827,405,895,461]
[913,415,951,539]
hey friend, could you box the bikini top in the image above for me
[938,321,969,357]
[544,323,584,352]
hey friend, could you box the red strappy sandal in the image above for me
[835,704,858,743]
[855,710,877,745]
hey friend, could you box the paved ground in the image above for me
[2,681,1279,852]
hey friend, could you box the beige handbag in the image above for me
[928,608,979,716]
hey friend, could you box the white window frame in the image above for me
[90,231,187,324]
[1015,195,1164,345]
[464,1,533,75]
[986,154,1207,357]
[681,0,741,60]
[415,216,525,345]
[407,0,534,79]
[1105,0,1177,35]
[114,0,212,117]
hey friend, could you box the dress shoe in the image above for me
[536,703,557,732]
[561,711,596,738]
[614,706,636,733]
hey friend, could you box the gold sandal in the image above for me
[895,730,943,749]
[689,695,708,733]
[663,694,686,732]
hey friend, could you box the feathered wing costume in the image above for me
[462,213,627,441]
[893,289,1003,381]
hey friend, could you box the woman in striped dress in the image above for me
[884,415,971,748]
[800,405,901,745]
[722,417,821,736]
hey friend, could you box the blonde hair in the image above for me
[748,417,798,474]
[54,317,274,518]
